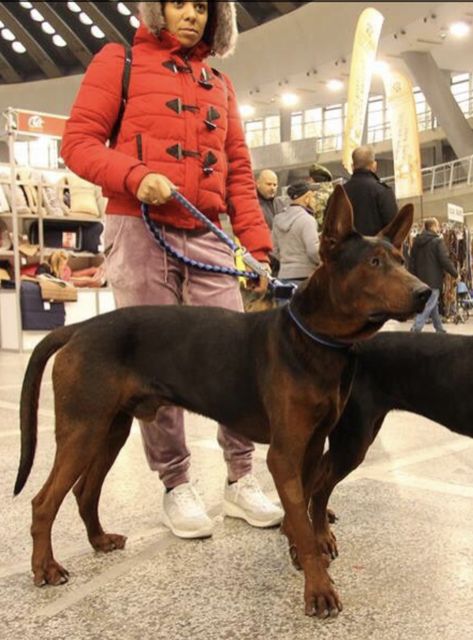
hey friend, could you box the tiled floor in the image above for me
[1,319,473,639]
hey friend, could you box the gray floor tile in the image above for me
[1,320,473,639]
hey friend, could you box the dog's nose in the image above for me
[414,286,432,312]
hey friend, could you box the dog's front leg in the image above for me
[267,409,342,618]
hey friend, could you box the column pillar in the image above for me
[402,51,473,159]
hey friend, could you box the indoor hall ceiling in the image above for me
[217,2,473,113]
[0,1,308,84]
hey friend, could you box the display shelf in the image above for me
[0,107,108,351]
[44,214,103,222]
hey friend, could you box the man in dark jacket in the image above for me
[343,145,398,235]
[410,217,458,333]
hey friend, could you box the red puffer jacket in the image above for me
[61,25,272,260]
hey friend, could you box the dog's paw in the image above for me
[304,575,343,619]
[315,529,338,561]
[33,560,69,587]
[91,533,127,553]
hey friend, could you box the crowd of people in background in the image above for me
[257,144,398,285]
[256,145,461,336]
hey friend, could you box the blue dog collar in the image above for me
[287,302,353,350]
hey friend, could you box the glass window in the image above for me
[245,116,281,147]
[451,73,471,116]
[14,141,29,166]
[245,120,264,148]
[304,107,322,138]
[413,88,432,132]
[452,72,470,83]
[290,112,303,141]
[264,115,280,145]
[14,137,60,168]
[322,105,343,151]
[367,96,385,143]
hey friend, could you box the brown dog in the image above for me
[14,186,429,618]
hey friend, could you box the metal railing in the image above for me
[383,155,473,194]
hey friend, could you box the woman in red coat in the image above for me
[61,1,282,539]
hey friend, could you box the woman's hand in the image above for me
[137,173,177,206]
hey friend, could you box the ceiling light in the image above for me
[79,12,93,26]
[41,22,56,35]
[67,2,81,12]
[19,2,33,8]
[327,79,344,91]
[12,41,26,54]
[117,3,132,16]
[281,92,299,107]
[449,21,470,38]
[239,104,255,118]
[373,60,390,75]
[30,8,44,22]
[130,15,140,29]
[91,25,105,39]
[52,34,67,47]
[1,29,15,42]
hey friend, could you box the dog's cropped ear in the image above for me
[320,185,355,258]
[378,204,414,249]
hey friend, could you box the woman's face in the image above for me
[163,2,209,49]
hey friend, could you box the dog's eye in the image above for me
[370,257,381,267]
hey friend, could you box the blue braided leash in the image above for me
[142,190,274,281]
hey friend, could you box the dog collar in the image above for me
[286,302,353,350]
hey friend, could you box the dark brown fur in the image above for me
[14,186,429,618]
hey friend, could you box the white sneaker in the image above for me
[223,474,283,528]
[162,483,214,539]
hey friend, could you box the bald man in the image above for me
[343,145,398,236]
[256,169,280,230]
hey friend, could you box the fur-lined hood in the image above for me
[138,2,238,58]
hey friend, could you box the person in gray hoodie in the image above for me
[272,181,320,286]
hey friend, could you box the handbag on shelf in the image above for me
[29,219,84,251]
[56,172,102,218]
[28,219,103,253]
[20,281,66,330]
[22,274,78,302]
[37,274,78,302]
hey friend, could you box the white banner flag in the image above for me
[383,70,423,199]
[343,8,385,172]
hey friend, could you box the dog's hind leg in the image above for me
[31,424,101,586]
[73,411,132,552]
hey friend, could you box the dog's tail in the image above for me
[14,323,80,496]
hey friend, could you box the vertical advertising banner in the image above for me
[383,70,422,199]
[343,8,384,172]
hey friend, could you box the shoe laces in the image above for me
[171,483,204,514]
[235,474,269,505]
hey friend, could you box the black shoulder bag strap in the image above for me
[109,45,132,147]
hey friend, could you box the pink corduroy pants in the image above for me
[104,214,254,487]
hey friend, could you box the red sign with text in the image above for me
[15,110,67,138]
